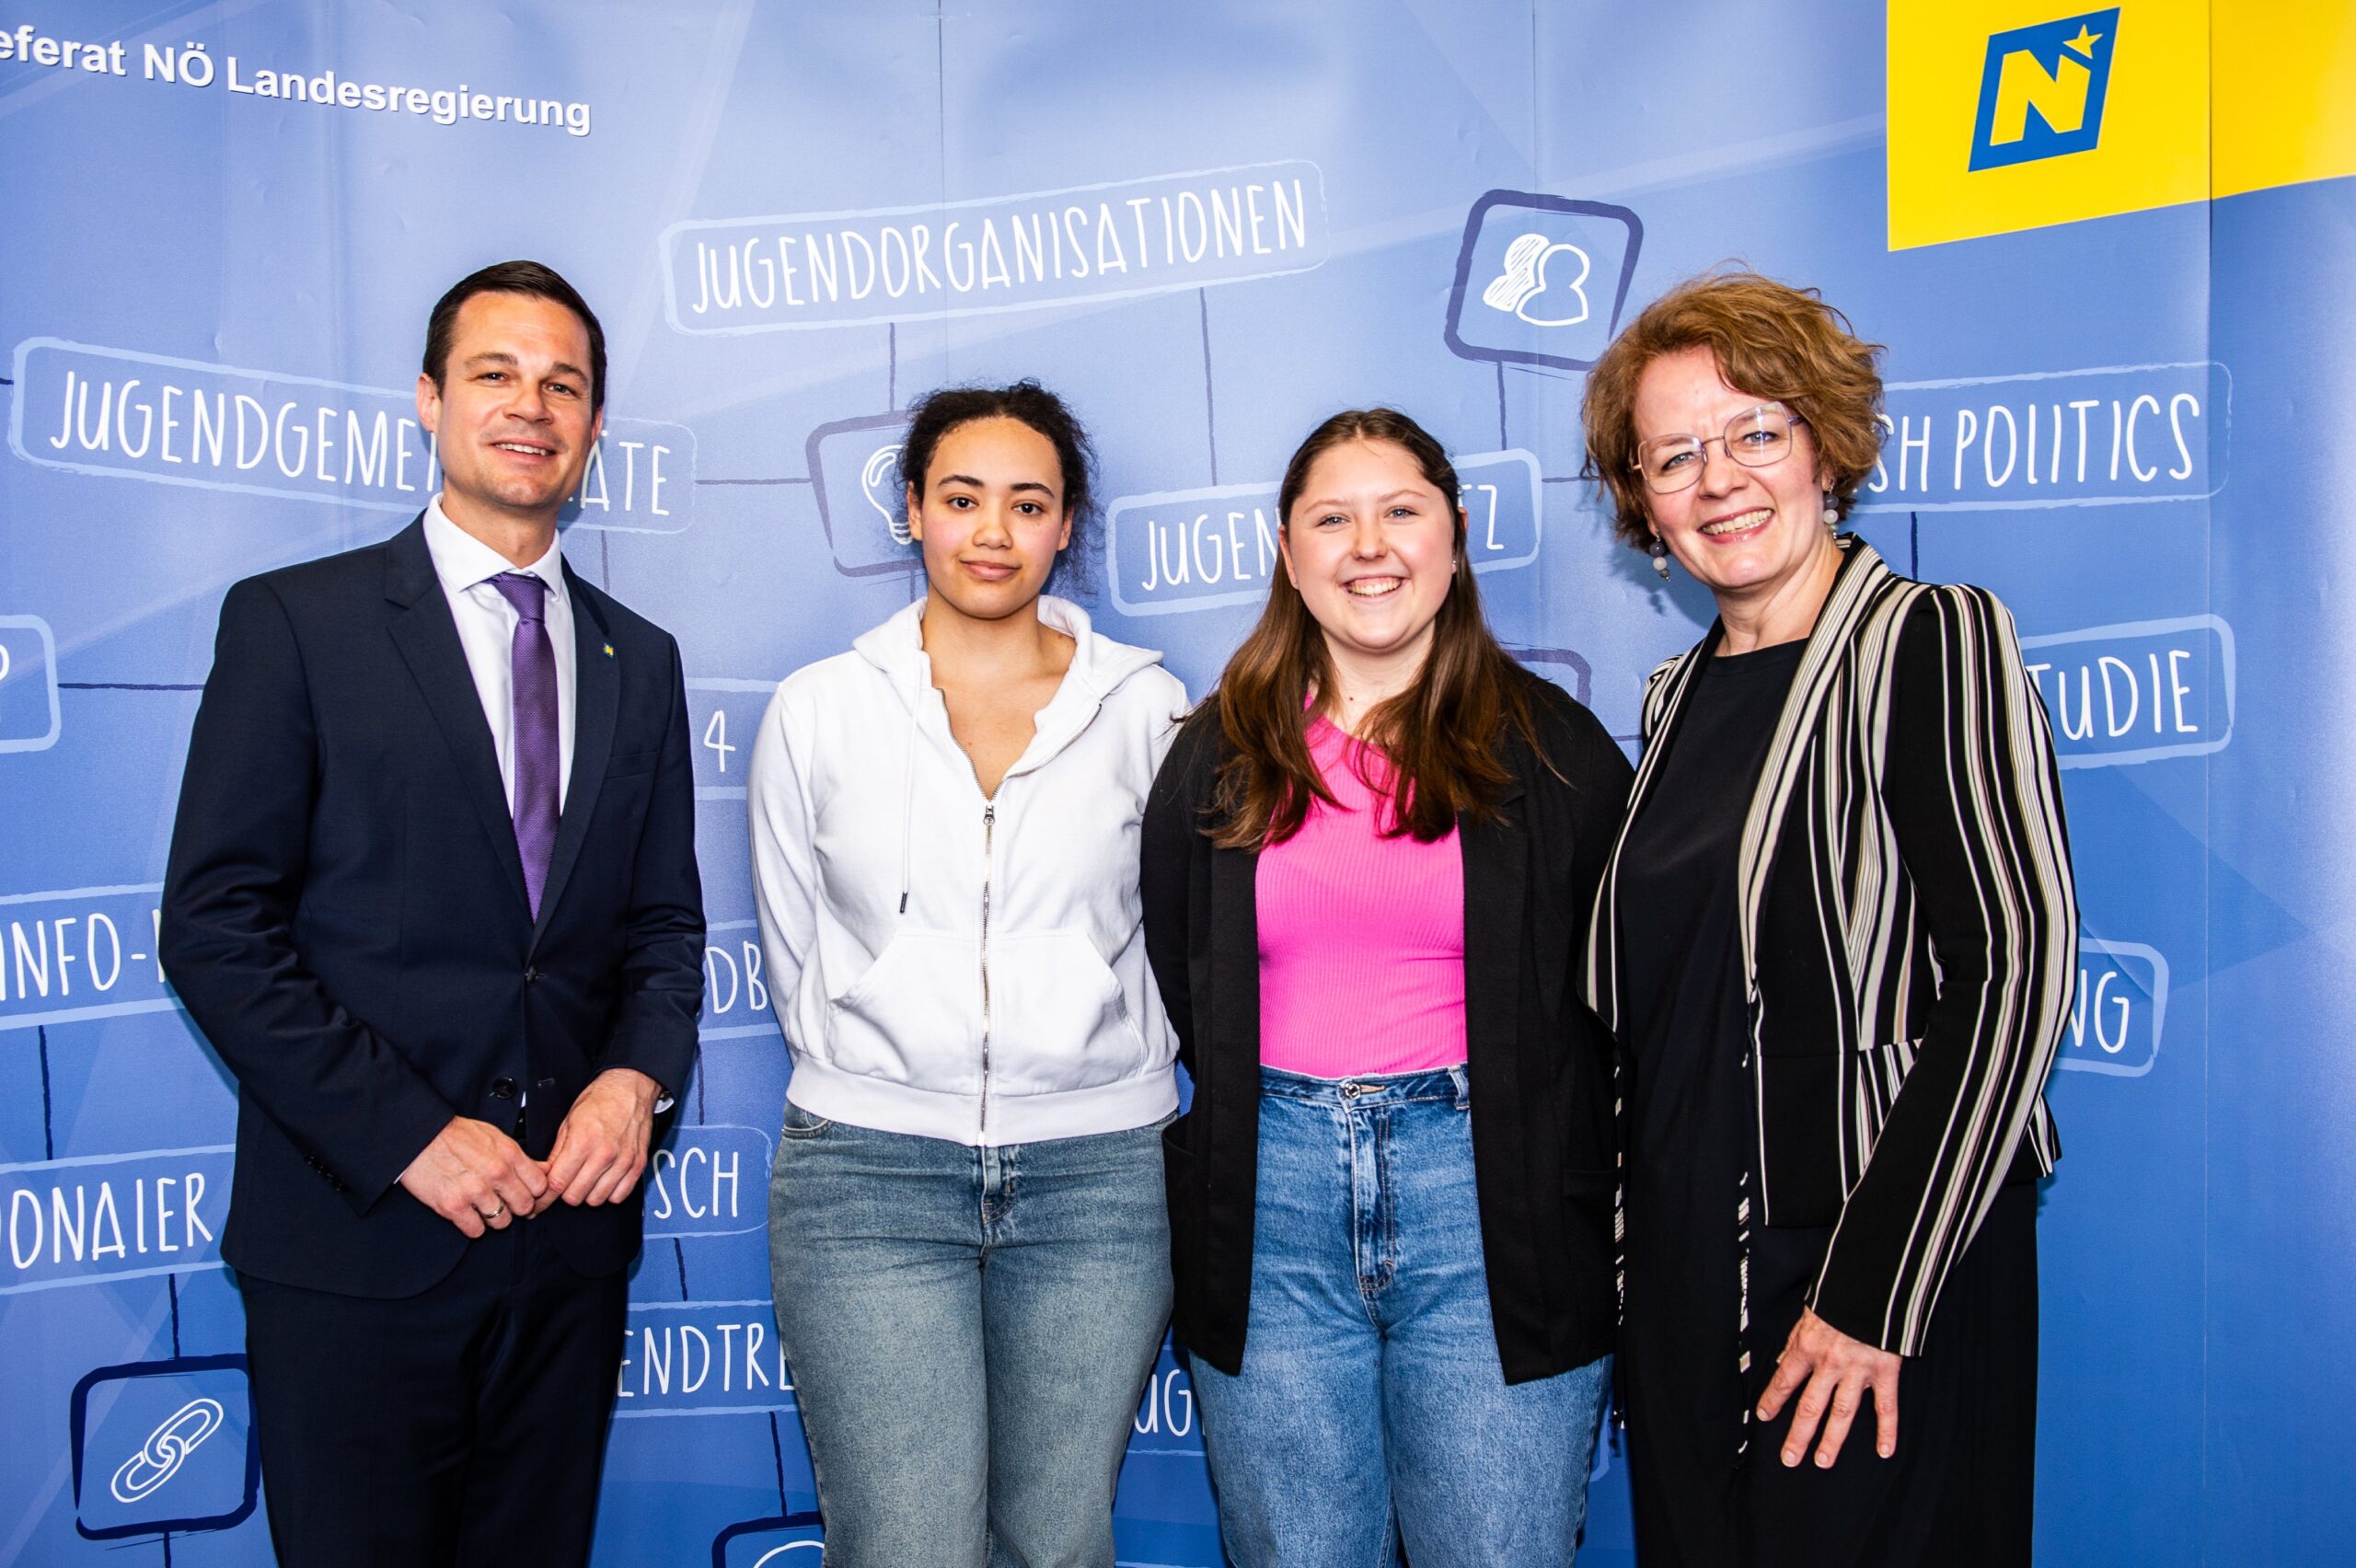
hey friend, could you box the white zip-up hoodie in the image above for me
[747,595,1188,1146]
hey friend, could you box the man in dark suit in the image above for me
[161,260,704,1566]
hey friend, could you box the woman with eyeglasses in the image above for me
[1578,273,2077,1567]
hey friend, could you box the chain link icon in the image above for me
[110,1398,225,1504]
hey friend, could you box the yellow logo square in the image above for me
[1888,0,2208,248]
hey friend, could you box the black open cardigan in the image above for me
[1139,668,1633,1384]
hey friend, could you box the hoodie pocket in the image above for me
[823,930,981,1091]
[985,930,1144,1093]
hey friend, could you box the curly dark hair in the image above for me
[898,380,1099,591]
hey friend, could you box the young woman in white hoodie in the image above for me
[748,382,1187,1568]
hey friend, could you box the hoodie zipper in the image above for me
[978,801,996,1137]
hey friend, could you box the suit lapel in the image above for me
[532,563,618,946]
[383,519,533,915]
[1731,539,1900,994]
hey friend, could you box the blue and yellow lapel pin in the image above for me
[603,642,615,657]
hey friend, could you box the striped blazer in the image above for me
[1583,539,2076,1355]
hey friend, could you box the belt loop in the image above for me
[1449,1063,1470,1110]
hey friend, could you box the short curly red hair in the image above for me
[1581,271,1885,550]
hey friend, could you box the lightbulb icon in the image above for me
[861,444,909,545]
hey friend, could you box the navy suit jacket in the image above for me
[161,516,705,1297]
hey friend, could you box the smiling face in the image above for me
[1279,437,1461,676]
[416,290,602,529]
[907,415,1072,623]
[1633,343,1836,607]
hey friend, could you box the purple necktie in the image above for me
[491,572,560,917]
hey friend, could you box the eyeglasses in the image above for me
[1634,406,1807,494]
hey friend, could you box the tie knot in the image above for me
[491,571,548,623]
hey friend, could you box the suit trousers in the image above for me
[239,1211,629,1568]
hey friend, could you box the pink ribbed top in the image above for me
[1256,716,1467,1078]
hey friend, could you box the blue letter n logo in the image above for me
[1969,8,2121,171]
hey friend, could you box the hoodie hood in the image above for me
[853,594,1165,701]
[849,593,1173,914]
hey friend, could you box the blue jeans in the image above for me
[1188,1066,1610,1567]
[767,1105,1172,1568]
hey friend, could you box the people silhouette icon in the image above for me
[1480,232,1592,327]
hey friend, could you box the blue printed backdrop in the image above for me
[0,2,2342,1563]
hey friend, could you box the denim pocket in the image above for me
[778,1100,834,1141]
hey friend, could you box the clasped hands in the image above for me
[396,1067,662,1239]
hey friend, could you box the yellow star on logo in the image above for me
[2063,24,2102,57]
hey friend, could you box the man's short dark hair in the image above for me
[423,260,608,413]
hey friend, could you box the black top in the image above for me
[1615,639,1805,1457]
[1141,669,1634,1384]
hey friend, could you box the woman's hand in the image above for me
[1756,1308,1901,1467]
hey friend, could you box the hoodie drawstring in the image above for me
[898,700,918,915]
[865,594,1158,920]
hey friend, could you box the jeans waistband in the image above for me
[1257,1062,1470,1108]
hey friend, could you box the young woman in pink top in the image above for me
[1142,409,1634,1565]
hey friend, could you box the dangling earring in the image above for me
[1822,490,1842,530]
[1648,536,1671,580]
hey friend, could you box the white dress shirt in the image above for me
[422,498,577,813]
[422,502,672,1109]
[422,502,670,1108]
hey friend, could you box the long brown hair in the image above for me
[1206,408,1543,850]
